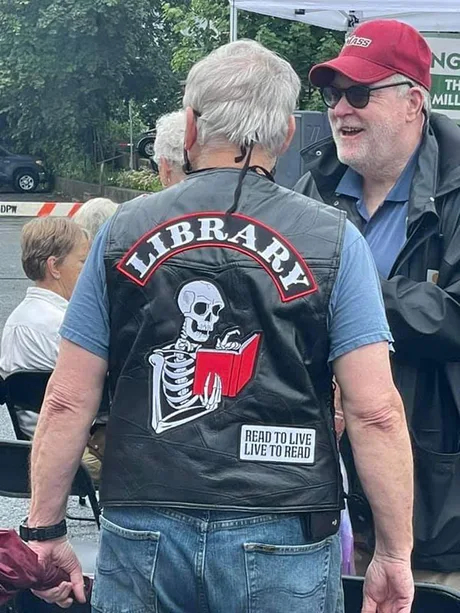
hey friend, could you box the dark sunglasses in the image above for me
[320,81,414,109]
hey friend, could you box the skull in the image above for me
[177,280,224,343]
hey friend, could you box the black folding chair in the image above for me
[3,371,101,522]
[0,439,100,529]
[343,575,460,612]
[3,371,51,441]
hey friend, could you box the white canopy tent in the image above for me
[229,1,460,38]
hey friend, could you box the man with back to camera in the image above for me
[295,19,460,588]
[24,40,413,612]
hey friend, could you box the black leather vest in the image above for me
[101,168,346,512]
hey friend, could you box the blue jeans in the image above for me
[91,507,344,613]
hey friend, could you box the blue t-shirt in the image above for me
[61,218,392,363]
[336,149,418,279]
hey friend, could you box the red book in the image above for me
[193,333,261,397]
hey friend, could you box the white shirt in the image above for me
[0,286,68,377]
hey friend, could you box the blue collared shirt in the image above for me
[336,151,419,279]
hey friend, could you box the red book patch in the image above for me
[193,333,261,397]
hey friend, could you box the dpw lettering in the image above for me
[117,212,317,302]
[0,204,17,214]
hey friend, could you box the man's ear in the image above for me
[407,87,425,122]
[184,107,198,151]
[279,115,296,155]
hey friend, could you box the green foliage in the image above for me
[162,0,344,111]
[107,169,163,192]
[0,0,181,172]
[0,0,342,183]
[163,0,230,73]
[96,103,150,166]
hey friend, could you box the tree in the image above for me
[162,0,344,110]
[0,0,180,170]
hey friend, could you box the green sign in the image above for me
[424,32,460,121]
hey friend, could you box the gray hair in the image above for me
[183,39,301,157]
[73,197,118,240]
[153,110,186,168]
[389,73,431,114]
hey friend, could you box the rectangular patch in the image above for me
[426,269,439,284]
[239,425,316,464]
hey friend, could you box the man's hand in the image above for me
[28,537,86,608]
[362,554,414,613]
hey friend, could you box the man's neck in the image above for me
[362,169,406,218]
[191,145,275,173]
[362,143,420,217]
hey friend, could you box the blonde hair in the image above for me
[21,218,88,281]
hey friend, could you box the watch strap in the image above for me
[20,518,67,542]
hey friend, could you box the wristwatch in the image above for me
[19,517,67,542]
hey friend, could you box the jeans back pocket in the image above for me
[243,534,340,613]
[91,515,160,613]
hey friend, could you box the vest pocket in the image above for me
[243,535,336,613]
[91,515,160,613]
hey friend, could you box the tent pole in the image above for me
[230,1,238,42]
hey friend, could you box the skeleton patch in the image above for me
[149,280,261,434]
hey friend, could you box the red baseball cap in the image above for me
[309,19,432,90]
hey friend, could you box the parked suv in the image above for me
[0,145,50,193]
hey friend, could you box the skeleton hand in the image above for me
[216,330,241,351]
[174,338,195,354]
[202,373,222,411]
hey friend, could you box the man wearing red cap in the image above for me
[296,19,460,589]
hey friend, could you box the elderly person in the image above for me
[73,197,118,241]
[26,40,413,613]
[296,19,460,589]
[153,110,186,187]
[0,218,89,438]
[0,218,89,378]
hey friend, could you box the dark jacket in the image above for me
[101,168,346,513]
[295,112,460,571]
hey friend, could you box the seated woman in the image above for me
[0,218,95,469]
[0,217,89,380]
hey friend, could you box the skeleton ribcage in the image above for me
[161,349,200,409]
